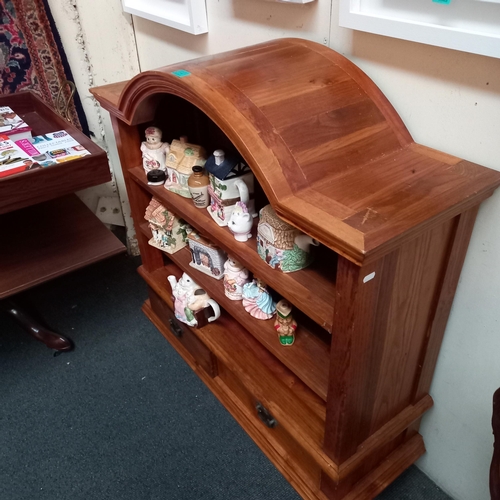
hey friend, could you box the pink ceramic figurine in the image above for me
[223,257,250,301]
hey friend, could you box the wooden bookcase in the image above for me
[91,38,500,499]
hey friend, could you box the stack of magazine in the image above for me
[0,106,90,178]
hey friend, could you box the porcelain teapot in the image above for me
[228,201,253,242]
[167,272,220,327]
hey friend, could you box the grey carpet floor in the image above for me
[0,254,453,500]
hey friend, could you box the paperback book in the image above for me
[0,134,38,178]
[0,106,32,141]
[16,130,90,167]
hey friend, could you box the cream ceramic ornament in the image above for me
[140,126,169,173]
[164,136,206,198]
[228,201,253,242]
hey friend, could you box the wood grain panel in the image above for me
[92,38,500,265]
[0,195,125,298]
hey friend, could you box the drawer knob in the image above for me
[169,318,183,338]
[255,402,277,429]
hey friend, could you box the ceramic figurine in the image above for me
[140,126,169,173]
[274,300,297,346]
[164,136,207,198]
[144,198,191,254]
[223,257,251,301]
[205,149,257,226]
[187,233,226,280]
[167,273,221,327]
[187,166,210,208]
[242,279,276,320]
[228,201,253,242]
[257,204,319,273]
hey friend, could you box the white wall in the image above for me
[47,0,141,252]
[334,29,500,500]
[56,1,500,498]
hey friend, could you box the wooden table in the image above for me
[0,91,125,350]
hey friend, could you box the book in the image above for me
[0,106,32,141]
[15,130,91,167]
[0,134,39,178]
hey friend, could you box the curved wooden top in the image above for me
[92,38,500,265]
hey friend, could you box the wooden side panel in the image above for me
[110,116,163,272]
[324,215,461,460]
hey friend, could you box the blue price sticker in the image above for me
[432,0,451,4]
[172,69,191,78]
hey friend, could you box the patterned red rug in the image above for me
[0,0,88,133]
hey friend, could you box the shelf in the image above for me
[339,0,500,59]
[142,296,330,495]
[0,92,111,214]
[0,195,125,298]
[139,263,327,436]
[122,0,208,35]
[139,253,330,401]
[131,166,336,333]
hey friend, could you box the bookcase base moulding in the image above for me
[91,38,500,499]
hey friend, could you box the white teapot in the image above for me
[228,201,253,242]
[167,272,220,327]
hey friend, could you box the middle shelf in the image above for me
[130,166,337,333]
[138,243,331,401]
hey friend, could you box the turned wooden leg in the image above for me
[491,388,500,500]
[1,300,73,352]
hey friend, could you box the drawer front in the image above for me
[149,287,218,378]
[217,361,321,490]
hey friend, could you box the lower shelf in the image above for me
[142,293,428,500]
[0,194,125,298]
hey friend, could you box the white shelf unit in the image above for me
[339,0,500,59]
[122,0,208,35]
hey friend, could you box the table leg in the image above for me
[1,300,73,352]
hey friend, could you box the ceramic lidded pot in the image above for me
[144,198,191,254]
[187,232,226,280]
[205,149,257,226]
[164,136,206,198]
[257,205,319,273]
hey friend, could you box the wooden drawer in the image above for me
[216,360,322,492]
[148,287,218,378]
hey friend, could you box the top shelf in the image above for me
[130,166,337,333]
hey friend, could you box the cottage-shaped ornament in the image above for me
[257,205,319,273]
[205,149,257,226]
[144,198,191,254]
[187,233,226,280]
[164,136,207,198]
